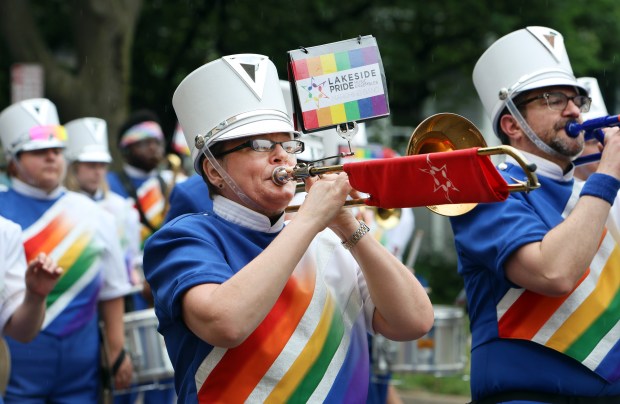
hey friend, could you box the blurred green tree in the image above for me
[1,0,620,158]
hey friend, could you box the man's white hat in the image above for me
[577,77,608,120]
[64,117,112,163]
[473,26,587,135]
[173,54,299,173]
[0,98,65,158]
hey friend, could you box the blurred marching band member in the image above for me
[105,110,178,404]
[107,110,185,307]
[0,98,133,402]
[64,117,142,291]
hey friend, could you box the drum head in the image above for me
[0,337,11,395]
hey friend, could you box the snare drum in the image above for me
[122,308,174,388]
[391,305,467,376]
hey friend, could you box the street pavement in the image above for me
[397,389,471,404]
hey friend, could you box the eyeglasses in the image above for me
[517,92,592,113]
[214,139,305,158]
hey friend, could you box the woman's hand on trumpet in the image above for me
[297,172,363,241]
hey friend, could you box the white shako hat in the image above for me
[279,79,325,162]
[64,117,112,163]
[0,98,65,159]
[473,26,587,135]
[577,77,608,120]
[173,54,299,174]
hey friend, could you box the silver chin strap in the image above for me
[502,90,564,159]
[200,145,264,212]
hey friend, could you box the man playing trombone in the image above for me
[450,26,620,403]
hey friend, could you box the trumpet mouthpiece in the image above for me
[272,166,290,186]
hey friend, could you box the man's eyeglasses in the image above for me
[214,139,305,158]
[517,92,592,113]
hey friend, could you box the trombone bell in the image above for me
[407,113,488,216]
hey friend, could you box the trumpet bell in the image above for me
[407,113,488,217]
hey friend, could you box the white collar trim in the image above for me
[123,163,158,179]
[11,178,65,200]
[505,150,574,182]
[213,195,284,233]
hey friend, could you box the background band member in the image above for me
[0,98,134,402]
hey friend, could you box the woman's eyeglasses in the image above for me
[214,139,305,158]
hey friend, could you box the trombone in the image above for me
[278,113,540,216]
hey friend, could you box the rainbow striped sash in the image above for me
[21,193,104,337]
[135,176,165,242]
[194,242,369,402]
[497,186,620,382]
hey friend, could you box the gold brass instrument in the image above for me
[406,113,540,215]
[278,113,540,215]
[162,153,182,217]
[374,207,401,229]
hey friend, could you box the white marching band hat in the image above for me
[64,117,112,163]
[0,98,65,159]
[577,77,608,121]
[173,54,299,174]
[473,26,587,135]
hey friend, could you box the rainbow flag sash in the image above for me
[21,193,104,337]
[497,213,620,382]
[194,241,369,402]
[135,176,165,242]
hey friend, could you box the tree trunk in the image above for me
[0,0,143,169]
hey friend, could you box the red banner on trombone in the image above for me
[343,147,509,208]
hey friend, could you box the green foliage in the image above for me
[4,0,620,141]
[414,251,463,305]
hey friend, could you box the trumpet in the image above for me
[277,113,540,216]
[566,115,620,166]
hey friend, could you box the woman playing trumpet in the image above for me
[143,54,433,403]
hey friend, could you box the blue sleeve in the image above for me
[450,192,549,280]
[143,218,231,324]
[164,176,212,223]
